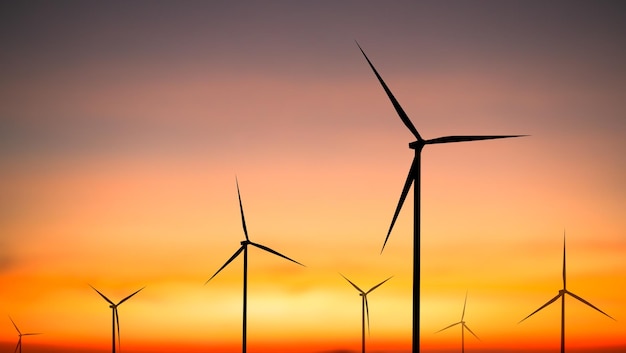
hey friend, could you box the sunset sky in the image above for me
[1,1,625,353]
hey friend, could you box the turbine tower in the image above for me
[341,274,392,353]
[519,232,615,353]
[356,41,525,353]
[9,317,41,353]
[90,285,144,353]
[436,292,480,353]
[205,178,305,353]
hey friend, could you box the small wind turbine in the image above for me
[90,285,144,353]
[519,232,615,353]
[341,274,392,353]
[436,292,480,353]
[9,317,41,353]
[205,178,305,353]
[356,41,525,353]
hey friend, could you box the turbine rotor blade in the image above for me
[249,242,305,267]
[117,287,144,306]
[21,333,42,336]
[340,274,365,294]
[9,316,21,335]
[563,231,567,290]
[464,323,481,341]
[436,321,461,333]
[89,285,115,306]
[519,293,562,323]
[462,291,468,321]
[115,308,121,353]
[425,135,526,145]
[355,41,422,141]
[14,339,20,353]
[205,245,245,284]
[566,290,615,320]
[366,276,393,294]
[235,178,249,241]
[382,157,417,253]
[365,295,371,336]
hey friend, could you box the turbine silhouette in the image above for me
[356,41,525,353]
[341,274,392,353]
[90,285,144,353]
[519,232,615,353]
[205,178,305,353]
[9,317,41,353]
[436,292,480,353]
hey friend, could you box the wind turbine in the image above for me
[341,274,392,353]
[9,317,41,353]
[436,292,480,353]
[519,233,615,353]
[90,285,144,353]
[205,179,305,353]
[356,41,525,353]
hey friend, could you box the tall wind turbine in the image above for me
[90,285,144,353]
[9,317,41,353]
[205,179,305,353]
[519,233,615,353]
[341,274,392,353]
[356,41,525,353]
[436,292,480,353]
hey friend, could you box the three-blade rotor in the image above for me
[205,179,304,285]
[341,274,392,335]
[356,41,526,253]
[90,285,144,353]
[9,317,41,353]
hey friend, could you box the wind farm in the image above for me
[1,2,625,353]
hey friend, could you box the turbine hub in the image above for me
[408,140,424,150]
[240,240,249,245]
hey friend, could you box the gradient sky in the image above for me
[1,1,625,353]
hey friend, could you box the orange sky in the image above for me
[1,1,625,353]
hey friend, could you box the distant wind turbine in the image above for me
[90,285,144,353]
[519,232,615,353]
[341,274,392,353]
[356,41,526,353]
[9,317,41,353]
[205,178,305,353]
[436,292,480,353]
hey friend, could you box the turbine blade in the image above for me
[9,316,21,335]
[249,242,305,266]
[464,323,481,341]
[519,293,562,323]
[381,157,417,253]
[205,245,245,284]
[236,178,249,241]
[14,339,19,353]
[425,135,526,145]
[355,41,422,141]
[340,273,365,294]
[436,321,461,333]
[365,295,371,336]
[461,291,468,321]
[22,333,42,336]
[365,276,393,294]
[563,231,567,290]
[89,285,115,305]
[566,291,615,320]
[115,308,121,353]
[117,287,144,306]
